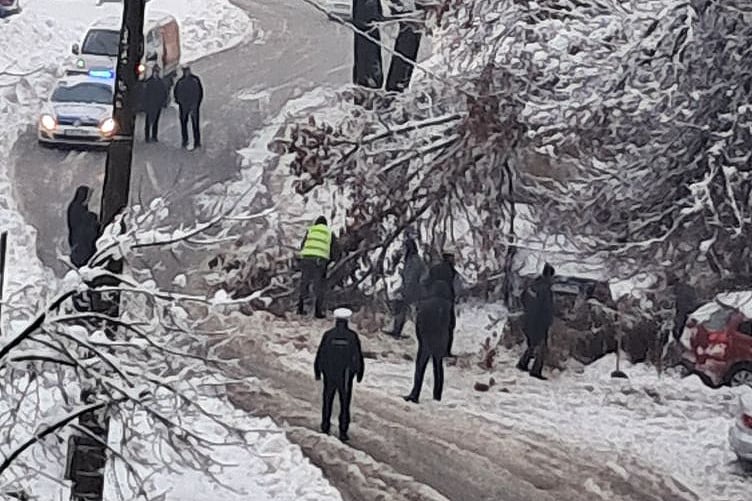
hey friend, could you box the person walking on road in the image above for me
[174,65,204,149]
[427,247,458,356]
[315,308,365,442]
[404,281,453,403]
[383,237,426,338]
[516,263,555,380]
[143,65,168,143]
[298,216,337,319]
[67,185,100,268]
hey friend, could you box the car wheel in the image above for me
[727,364,752,388]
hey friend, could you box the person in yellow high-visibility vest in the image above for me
[298,216,337,318]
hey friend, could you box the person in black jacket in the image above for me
[173,65,204,149]
[404,281,453,403]
[67,185,100,268]
[426,247,457,356]
[314,308,364,442]
[143,66,168,143]
[516,263,555,380]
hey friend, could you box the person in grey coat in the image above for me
[383,238,426,338]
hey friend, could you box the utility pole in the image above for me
[67,1,146,499]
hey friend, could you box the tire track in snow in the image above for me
[219,333,699,501]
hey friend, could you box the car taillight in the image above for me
[742,414,752,429]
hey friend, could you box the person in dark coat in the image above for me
[314,308,364,442]
[143,65,168,143]
[383,238,426,338]
[426,247,458,356]
[67,185,100,268]
[516,263,555,380]
[670,272,698,341]
[173,65,204,149]
[298,215,338,319]
[404,281,453,403]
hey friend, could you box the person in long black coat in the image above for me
[314,308,364,442]
[143,65,168,143]
[404,281,453,403]
[426,248,458,356]
[67,185,100,268]
[516,263,555,380]
[174,66,204,149]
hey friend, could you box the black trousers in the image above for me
[179,106,201,147]
[518,332,548,376]
[408,343,444,401]
[321,375,354,434]
[144,109,161,141]
[298,258,327,316]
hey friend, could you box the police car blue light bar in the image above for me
[89,69,114,79]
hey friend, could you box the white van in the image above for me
[70,12,181,86]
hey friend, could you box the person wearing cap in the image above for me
[143,65,168,143]
[426,245,458,356]
[516,263,555,380]
[174,65,204,149]
[404,281,453,403]
[314,308,364,442]
[298,215,337,319]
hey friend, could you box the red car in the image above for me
[681,292,752,387]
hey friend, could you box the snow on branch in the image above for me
[0,191,275,497]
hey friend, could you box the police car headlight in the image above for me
[40,114,57,131]
[100,118,116,136]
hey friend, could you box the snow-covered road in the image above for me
[216,312,702,501]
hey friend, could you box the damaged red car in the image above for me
[680,292,752,388]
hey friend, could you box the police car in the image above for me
[38,71,117,148]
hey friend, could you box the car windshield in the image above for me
[704,307,731,331]
[52,83,112,105]
[81,29,119,57]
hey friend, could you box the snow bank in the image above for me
[103,380,343,501]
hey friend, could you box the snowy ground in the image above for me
[103,380,343,501]
[227,305,752,501]
[0,2,344,500]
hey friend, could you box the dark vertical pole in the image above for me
[385,2,422,92]
[352,0,384,89]
[0,231,7,338]
[68,2,146,499]
[101,0,146,227]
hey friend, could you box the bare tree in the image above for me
[0,195,272,499]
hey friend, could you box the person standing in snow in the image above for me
[174,65,204,149]
[67,185,100,268]
[143,65,168,143]
[516,263,555,380]
[314,308,364,442]
[404,281,453,403]
[298,216,337,319]
[383,237,426,338]
[426,247,458,356]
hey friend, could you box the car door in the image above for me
[729,317,752,364]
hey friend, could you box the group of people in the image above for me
[141,65,204,149]
[302,216,556,443]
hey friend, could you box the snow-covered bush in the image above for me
[0,197,271,498]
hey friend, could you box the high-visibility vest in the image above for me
[301,224,332,260]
